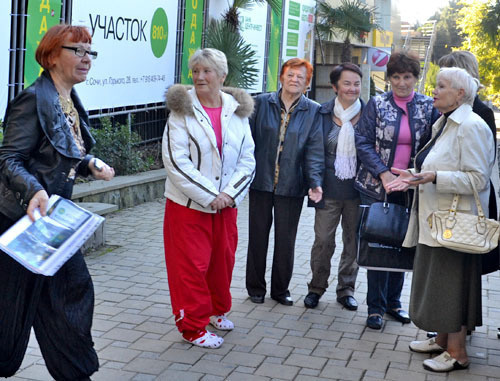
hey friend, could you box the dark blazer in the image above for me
[249,91,324,197]
[473,95,500,274]
[473,95,496,149]
[0,71,95,221]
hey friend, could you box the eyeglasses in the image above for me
[61,46,98,59]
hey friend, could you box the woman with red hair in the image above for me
[0,25,114,379]
[246,58,324,306]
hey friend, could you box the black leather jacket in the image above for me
[249,91,324,197]
[0,71,95,220]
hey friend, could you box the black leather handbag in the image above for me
[356,193,414,272]
[358,194,410,247]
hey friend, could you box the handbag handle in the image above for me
[448,172,486,222]
[383,191,411,211]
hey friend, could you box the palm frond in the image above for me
[204,20,259,89]
[316,0,380,43]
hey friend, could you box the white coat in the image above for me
[403,104,496,248]
[162,85,255,213]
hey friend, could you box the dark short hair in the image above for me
[386,50,420,78]
[280,58,314,85]
[36,25,92,70]
[329,63,362,87]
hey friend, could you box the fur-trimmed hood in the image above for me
[165,84,254,118]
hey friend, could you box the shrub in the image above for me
[90,117,147,175]
[0,119,3,144]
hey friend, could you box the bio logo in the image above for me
[150,8,168,58]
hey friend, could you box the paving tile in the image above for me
[247,325,288,340]
[189,360,235,377]
[159,369,203,380]
[160,348,204,364]
[99,346,141,362]
[222,351,265,367]
[225,373,270,381]
[128,337,173,352]
[311,345,353,361]
[384,368,426,381]
[123,357,169,374]
[251,342,293,358]
[319,363,363,380]
[102,327,145,342]
[255,363,300,380]
[91,367,136,381]
[283,353,327,369]
[348,357,390,372]
[279,336,319,350]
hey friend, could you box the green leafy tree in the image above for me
[424,62,440,96]
[316,0,380,63]
[480,0,500,49]
[457,0,500,107]
[430,0,464,63]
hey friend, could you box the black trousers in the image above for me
[0,213,98,380]
[246,189,304,298]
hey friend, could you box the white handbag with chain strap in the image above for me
[429,173,500,254]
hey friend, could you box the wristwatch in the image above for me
[93,158,104,172]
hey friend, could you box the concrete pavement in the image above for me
[10,197,500,380]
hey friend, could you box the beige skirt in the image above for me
[409,244,482,333]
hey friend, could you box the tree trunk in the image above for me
[341,38,352,63]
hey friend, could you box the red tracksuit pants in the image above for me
[163,199,238,332]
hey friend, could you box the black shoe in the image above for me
[271,292,293,306]
[366,314,383,329]
[337,295,358,311]
[249,295,265,304]
[386,308,411,324]
[304,292,321,308]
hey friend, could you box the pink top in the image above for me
[392,92,414,171]
[202,105,223,155]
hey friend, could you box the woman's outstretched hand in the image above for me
[386,167,436,193]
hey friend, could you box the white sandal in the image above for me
[183,330,224,348]
[209,315,234,331]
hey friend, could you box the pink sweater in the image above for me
[202,105,222,155]
[392,92,414,171]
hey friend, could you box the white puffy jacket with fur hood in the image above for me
[162,85,255,213]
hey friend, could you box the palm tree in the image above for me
[205,0,281,88]
[316,0,381,63]
[480,0,500,50]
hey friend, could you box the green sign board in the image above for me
[289,1,300,17]
[181,0,205,84]
[266,2,282,92]
[24,0,62,87]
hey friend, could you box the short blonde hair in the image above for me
[188,48,228,78]
[437,67,479,106]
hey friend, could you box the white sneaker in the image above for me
[409,338,444,353]
[209,315,234,331]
